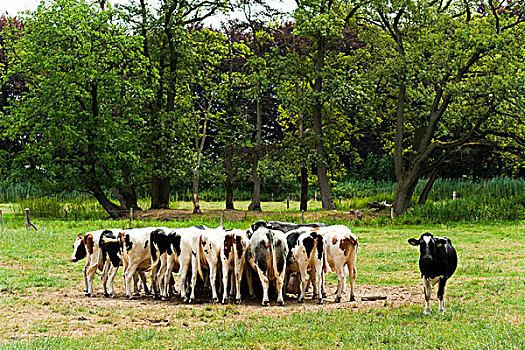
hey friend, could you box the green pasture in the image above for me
[0,217,524,349]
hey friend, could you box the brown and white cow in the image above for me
[219,228,250,304]
[318,225,358,302]
[193,226,225,303]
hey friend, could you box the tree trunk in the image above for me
[248,153,262,211]
[224,145,234,210]
[91,186,123,219]
[300,166,308,212]
[150,176,170,209]
[249,82,262,211]
[193,152,204,214]
[392,175,419,215]
[418,167,441,206]
[312,37,336,210]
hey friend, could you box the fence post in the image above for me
[452,191,457,200]
[339,196,342,204]
[25,208,32,231]
[287,198,289,209]
[315,191,317,202]
[301,210,304,224]
[65,210,68,221]
[1,210,4,231]
[129,208,133,229]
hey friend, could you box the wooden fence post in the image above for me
[129,208,133,229]
[1,210,4,231]
[25,208,31,231]
[301,210,304,224]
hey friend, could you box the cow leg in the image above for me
[423,278,432,314]
[256,267,270,306]
[107,265,119,298]
[82,257,90,294]
[234,260,244,304]
[101,260,111,297]
[163,255,176,301]
[334,264,345,303]
[209,263,219,303]
[157,254,167,300]
[125,262,140,299]
[139,271,150,295]
[132,272,140,296]
[221,259,230,304]
[178,260,190,302]
[244,264,256,299]
[314,261,323,304]
[437,278,447,314]
[188,254,198,303]
[348,264,357,302]
[150,260,160,299]
[297,260,309,303]
[276,268,286,306]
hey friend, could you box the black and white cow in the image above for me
[284,228,325,303]
[246,226,288,306]
[408,232,457,314]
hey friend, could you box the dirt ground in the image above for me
[1,281,422,344]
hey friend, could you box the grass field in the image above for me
[0,216,524,349]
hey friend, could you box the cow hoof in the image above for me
[103,293,110,298]
[188,298,194,304]
[235,299,242,305]
[317,299,324,305]
[128,296,136,301]
[349,295,356,302]
[322,292,327,298]
[334,296,341,303]
[161,296,167,301]
[89,293,96,298]
[298,299,304,304]
[211,298,218,304]
[262,300,270,307]
[277,300,285,306]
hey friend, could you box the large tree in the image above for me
[8,0,152,217]
[357,0,525,215]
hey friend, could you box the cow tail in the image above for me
[197,235,204,280]
[269,237,277,281]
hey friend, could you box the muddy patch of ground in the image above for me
[0,281,422,344]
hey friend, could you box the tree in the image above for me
[291,0,366,210]
[359,0,525,214]
[8,0,152,217]
[123,0,228,210]
[0,15,25,182]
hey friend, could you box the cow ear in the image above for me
[408,238,419,246]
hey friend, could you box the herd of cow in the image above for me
[70,220,458,314]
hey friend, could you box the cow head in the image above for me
[71,233,87,262]
[409,232,451,263]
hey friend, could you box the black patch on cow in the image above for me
[316,235,324,260]
[274,239,287,274]
[100,230,122,268]
[194,225,206,230]
[170,234,182,256]
[124,234,133,253]
[285,232,301,262]
[303,236,315,260]
[235,235,243,260]
[254,239,269,273]
[150,228,170,261]
[144,240,149,249]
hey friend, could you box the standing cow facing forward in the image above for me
[408,232,457,314]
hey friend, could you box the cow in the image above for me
[118,227,160,299]
[284,228,325,303]
[70,229,122,297]
[319,225,359,302]
[408,232,458,314]
[194,226,225,303]
[246,226,288,306]
[219,228,250,304]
